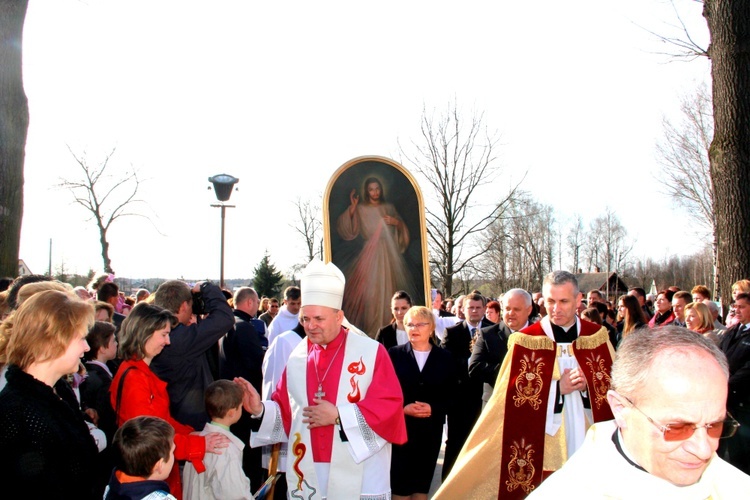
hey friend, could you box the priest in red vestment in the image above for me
[435,270,615,499]
[236,259,407,499]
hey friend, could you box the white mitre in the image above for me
[301,259,345,309]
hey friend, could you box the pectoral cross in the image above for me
[315,384,325,398]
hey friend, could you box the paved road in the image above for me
[427,424,447,498]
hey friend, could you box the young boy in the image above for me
[104,416,178,500]
[182,380,252,500]
[81,321,119,442]
[80,320,120,496]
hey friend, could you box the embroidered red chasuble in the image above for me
[433,319,614,500]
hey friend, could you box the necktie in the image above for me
[469,327,477,353]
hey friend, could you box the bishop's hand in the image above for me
[303,398,339,428]
[234,377,263,416]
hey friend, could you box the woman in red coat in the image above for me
[647,289,676,328]
[110,303,229,500]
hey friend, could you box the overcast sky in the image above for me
[18,0,711,281]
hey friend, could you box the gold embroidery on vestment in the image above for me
[505,439,537,494]
[512,352,545,410]
[585,354,611,410]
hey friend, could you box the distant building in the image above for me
[18,259,32,277]
[575,271,629,301]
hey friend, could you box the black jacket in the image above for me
[468,321,513,387]
[220,309,268,393]
[104,470,173,500]
[375,323,400,350]
[720,323,750,409]
[81,362,117,442]
[150,282,235,430]
[0,365,100,499]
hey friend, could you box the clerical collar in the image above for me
[551,321,577,343]
[612,428,647,473]
[558,321,575,332]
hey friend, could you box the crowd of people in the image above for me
[0,268,749,499]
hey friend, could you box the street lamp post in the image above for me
[208,174,239,289]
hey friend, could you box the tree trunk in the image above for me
[705,0,750,304]
[0,0,29,278]
[712,229,720,301]
[99,228,113,274]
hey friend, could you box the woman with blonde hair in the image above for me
[728,280,750,328]
[0,290,100,498]
[685,301,722,345]
[0,280,74,389]
[732,279,750,300]
[388,306,457,500]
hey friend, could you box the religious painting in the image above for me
[323,156,430,338]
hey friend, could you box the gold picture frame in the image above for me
[323,156,430,337]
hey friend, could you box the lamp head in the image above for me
[208,174,239,202]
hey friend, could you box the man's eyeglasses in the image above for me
[624,396,740,441]
[405,322,430,329]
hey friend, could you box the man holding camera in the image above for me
[151,279,235,430]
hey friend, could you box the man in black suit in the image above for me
[719,291,750,474]
[469,288,533,405]
[440,292,493,479]
[219,286,269,492]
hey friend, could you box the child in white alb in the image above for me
[182,380,252,500]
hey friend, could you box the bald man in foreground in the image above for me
[529,326,750,498]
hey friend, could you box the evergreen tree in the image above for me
[253,251,284,298]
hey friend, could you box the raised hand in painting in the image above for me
[348,188,359,215]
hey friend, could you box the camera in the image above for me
[192,291,206,316]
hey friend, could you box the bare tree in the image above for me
[583,221,603,273]
[0,0,29,278]
[58,146,147,274]
[566,214,585,273]
[479,195,556,295]
[656,84,717,296]
[639,0,708,60]
[399,102,524,296]
[584,209,633,276]
[291,195,323,264]
[506,197,556,291]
